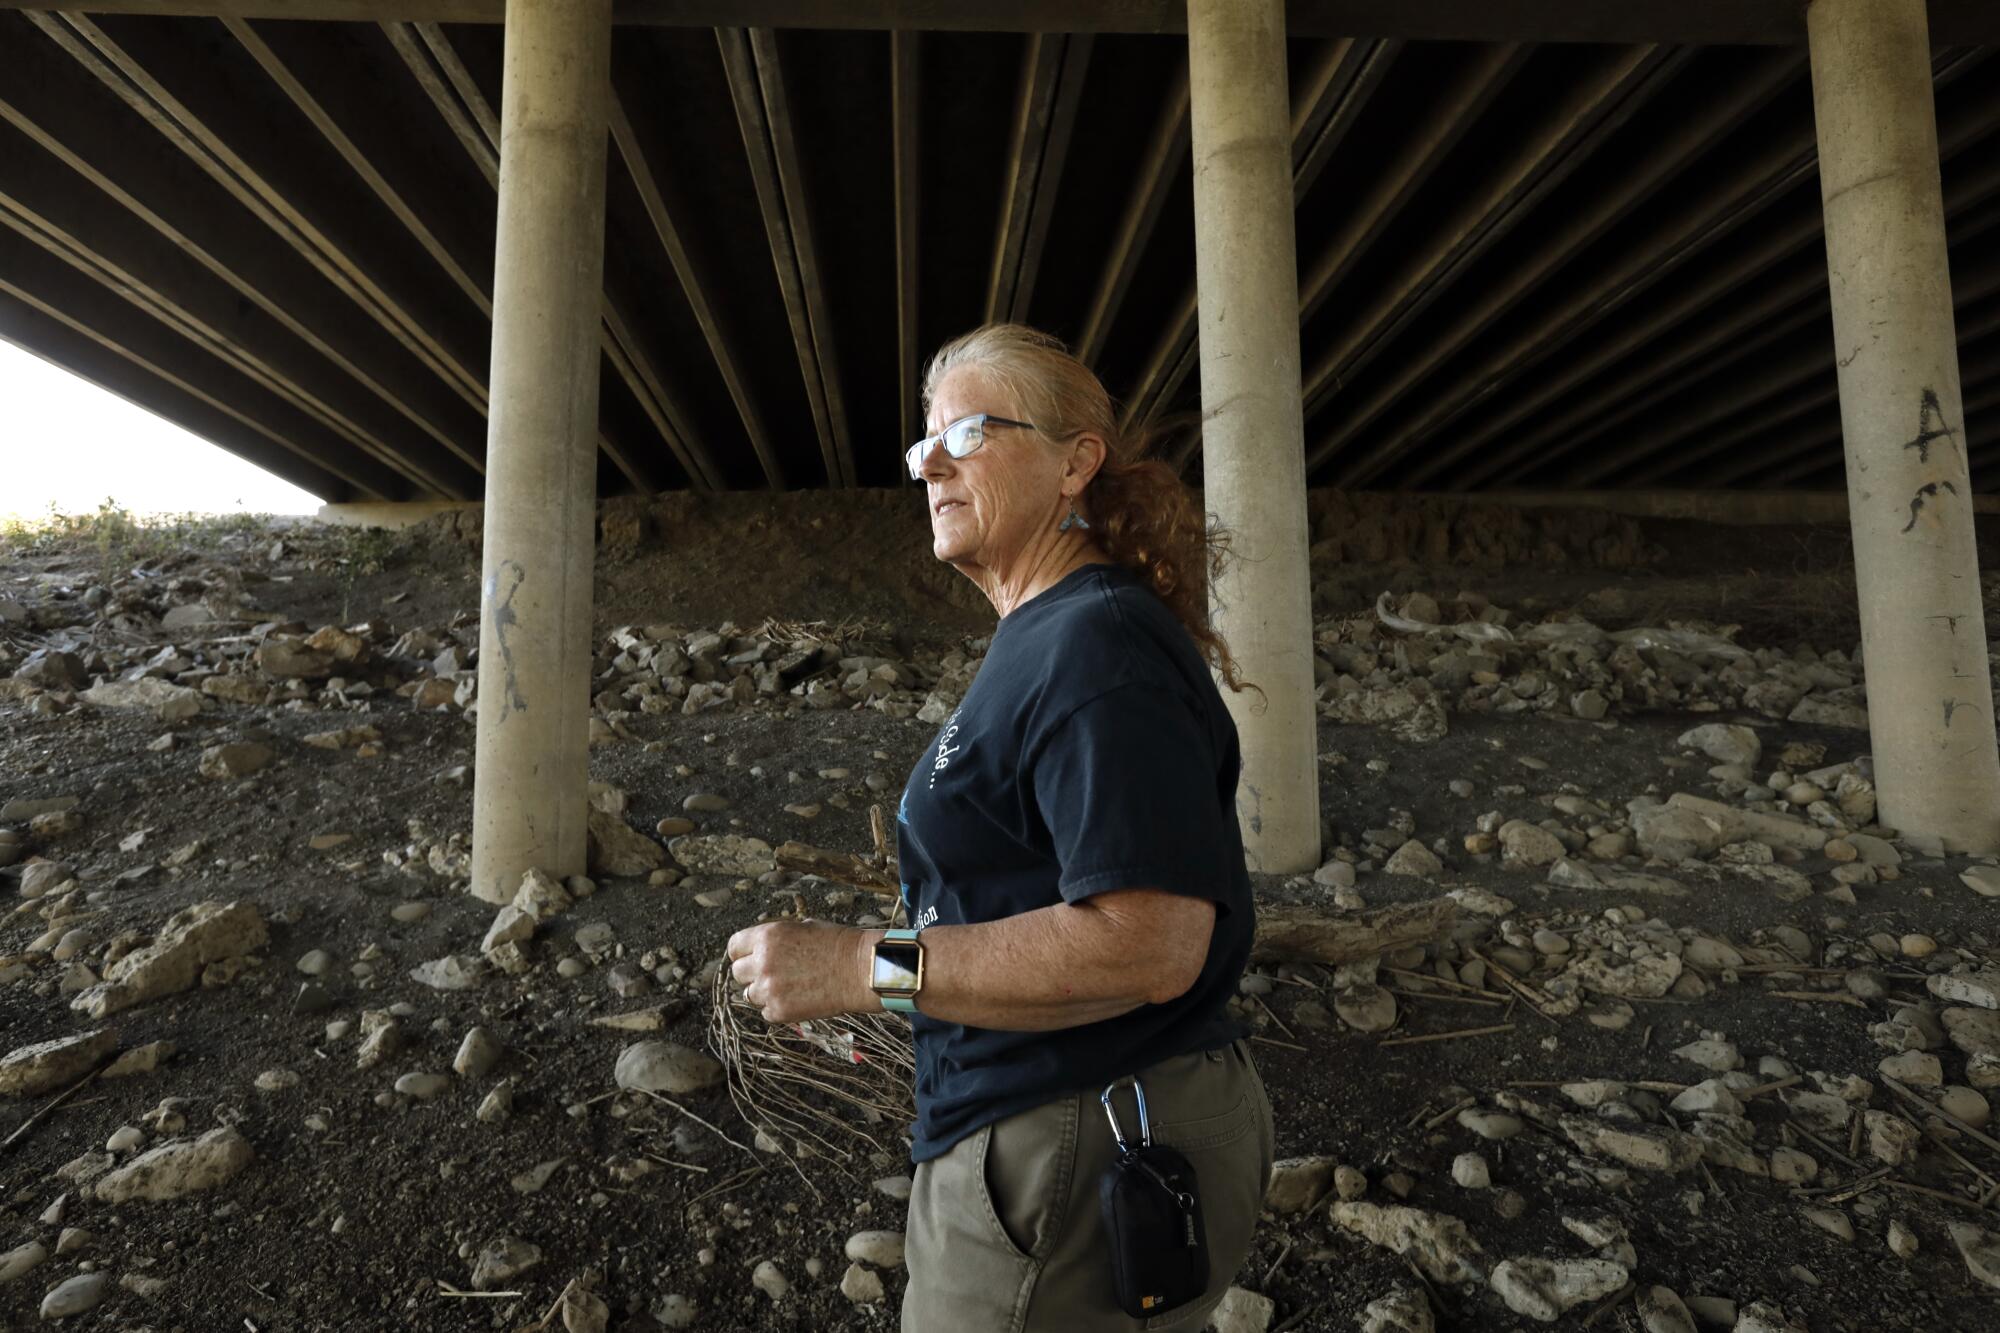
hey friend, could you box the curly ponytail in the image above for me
[922,324,1253,695]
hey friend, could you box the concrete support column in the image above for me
[1186,0,1320,873]
[1808,0,2000,853]
[469,0,614,902]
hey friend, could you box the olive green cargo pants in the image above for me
[902,1040,1275,1332]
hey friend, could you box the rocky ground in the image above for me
[4,497,2000,1331]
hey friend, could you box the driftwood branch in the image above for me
[773,841,899,899]
[1251,899,1459,966]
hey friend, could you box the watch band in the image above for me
[880,994,919,1014]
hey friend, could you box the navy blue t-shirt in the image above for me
[897,560,1254,1163]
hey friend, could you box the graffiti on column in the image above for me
[485,559,529,714]
[1901,387,1957,464]
[1902,480,1958,534]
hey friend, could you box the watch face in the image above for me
[871,942,922,992]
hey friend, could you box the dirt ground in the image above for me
[4,498,2000,1332]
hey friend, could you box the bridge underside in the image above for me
[1,8,1998,504]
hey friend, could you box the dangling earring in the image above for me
[1059,497,1091,532]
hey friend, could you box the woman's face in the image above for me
[919,367,1066,574]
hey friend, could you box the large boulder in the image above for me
[587,808,668,878]
[92,1125,253,1202]
[70,901,268,1019]
[81,677,202,721]
[0,1030,118,1097]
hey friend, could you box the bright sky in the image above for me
[1,338,323,520]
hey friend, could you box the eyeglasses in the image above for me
[905,413,1036,480]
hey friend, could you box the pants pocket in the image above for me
[982,1096,1080,1264]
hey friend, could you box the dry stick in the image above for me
[0,1057,109,1153]
[1423,1096,1479,1131]
[1699,1160,1733,1212]
[1884,1177,1998,1214]
[1389,988,1505,1009]
[641,1153,711,1174]
[1466,950,1558,1026]
[1848,1108,1866,1161]
[1379,1023,1515,1048]
[1261,1238,1294,1290]
[1507,1079,1689,1095]
[1582,1280,1637,1327]
[1739,1074,1803,1099]
[1254,994,1299,1041]
[1382,966,1511,1002]
[639,1090,755,1157]
[1768,990,1870,1009]
[1250,1035,1308,1053]
[435,1284,523,1298]
[1882,1075,2000,1161]
[1897,1108,1999,1191]
[1794,1166,1891,1198]
[1271,1305,1319,1333]
[681,1164,766,1220]
[1787,1122,1864,1172]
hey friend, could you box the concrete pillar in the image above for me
[1186,0,1321,873]
[1808,0,2000,853]
[469,0,614,903]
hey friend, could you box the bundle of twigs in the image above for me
[707,965,915,1180]
[754,615,884,651]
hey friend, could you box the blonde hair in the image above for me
[922,323,1253,695]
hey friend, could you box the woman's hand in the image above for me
[726,920,879,1023]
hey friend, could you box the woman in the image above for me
[726,324,1274,1332]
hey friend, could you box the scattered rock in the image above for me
[844,1230,905,1269]
[39,1270,111,1319]
[839,1262,884,1304]
[1635,1285,1696,1333]
[1265,1156,1339,1214]
[586,808,668,878]
[1560,1117,1702,1173]
[1360,1284,1433,1333]
[0,1239,48,1285]
[471,1236,542,1291]
[1949,1221,2000,1289]
[751,1259,789,1302]
[1677,723,1760,767]
[395,1072,450,1100]
[1801,1206,1854,1242]
[71,900,268,1019]
[1383,840,1443,879]
[668,833,776,877]
[1456,1109,1524,1141]
[83,677,202,721]
[0,1029,117,1097]
[92,1125,253,1202]
[1489,1257,1628,1323]
[198,741,275,780]
[613,1041,722,1096]
[1336,984,1398,1034]
[454,1027,503,1079]
[408,954,485,991]
[1930,970,2000,1010]
[1208,1285,1276,1333]
[1329,1202,1486,1285]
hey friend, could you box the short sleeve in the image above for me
[1031,683,1236,908]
